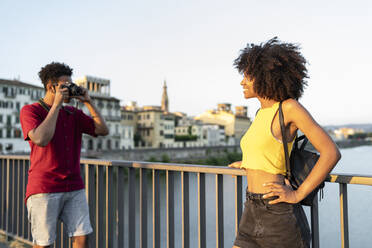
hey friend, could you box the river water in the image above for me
[121,145,372,248]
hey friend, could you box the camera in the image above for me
[61,82,84,96]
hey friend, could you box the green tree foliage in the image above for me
[348,132,369,139]
[175,135,198,141]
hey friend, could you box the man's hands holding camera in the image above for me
[53,81,91,108]
[53,85,70,108]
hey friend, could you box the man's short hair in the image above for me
[234,37,308,101]
[38,62,73,91]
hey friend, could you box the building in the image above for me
[122,81,179,148]
[333,127,363,140]
[202,124,227,146]
[75,76,123,152]
[120,108,135,149]
[0,79,44,153]
[174,116,228,147]
[136,106,176,148]
[194,103,251,143]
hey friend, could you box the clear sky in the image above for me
[1,0,371,125]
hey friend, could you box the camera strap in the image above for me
[38,98,74,114]
[38,98,50,112]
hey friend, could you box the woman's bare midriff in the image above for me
[245,168,285,193]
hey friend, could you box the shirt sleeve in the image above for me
[20,105,43,141]
[76,108,97,137]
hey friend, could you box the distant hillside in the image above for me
[324,123,372,132]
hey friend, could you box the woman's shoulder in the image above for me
[281,98,304,112]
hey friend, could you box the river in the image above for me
[120,145,372,248]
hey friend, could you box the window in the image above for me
[88,139,93,150]
[0,115,2,123]
[7,116,11,125]
[147,114,150,119]
[15,116,19,123]
[6,128,11,138]
[0,129,2,138]
[16,102,20,110]
[107,139,111,149]
[115,141,119,149]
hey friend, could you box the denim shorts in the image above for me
[234,190,311,248]
[27,189,93,246]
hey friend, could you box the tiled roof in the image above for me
[0,79,43,90]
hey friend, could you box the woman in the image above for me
[229,38,341,248]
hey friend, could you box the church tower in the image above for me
[161,80,169,112]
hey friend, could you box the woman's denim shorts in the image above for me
[234,189,311,248]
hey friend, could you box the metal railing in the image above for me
[1,155,371,248]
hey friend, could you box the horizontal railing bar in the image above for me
[0,230,33,246]
[327,174,372,186]
[2,156,372,185]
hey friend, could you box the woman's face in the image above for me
[240,75,257,99]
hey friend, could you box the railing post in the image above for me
[140,168,148,248]
[85,164,96,248]
[339,183,349,248]
[152,169,160,248]
[105,167,114,248]
[182,171,190,248]
[197,172,206,248]
[234,176,242,236]
[216,174,224,248]
[5,158,11,241]
[128,167,136,248]
[117,167,125,248]
[311,196,320,248]
[166,170,174,248]
[96,166,105,248]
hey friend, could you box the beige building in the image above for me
[75,76,122,152]
[136,106,175,148]
[120,108,136,149]
[194,103,251,142]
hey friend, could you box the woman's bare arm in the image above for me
[264,99,341,204]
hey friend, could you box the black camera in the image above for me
[61,82,84,96]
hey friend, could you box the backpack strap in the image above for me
[278,101,292,180]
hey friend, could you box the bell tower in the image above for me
[161,80,169,112]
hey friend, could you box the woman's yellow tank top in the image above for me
[240,102,294,175]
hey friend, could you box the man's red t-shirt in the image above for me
[20,103,96,203]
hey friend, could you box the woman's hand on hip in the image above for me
[262,178,300,204]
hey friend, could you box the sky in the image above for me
[0,0,371,126]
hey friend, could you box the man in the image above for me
[20,62,109,248]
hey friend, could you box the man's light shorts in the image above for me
[26,189,93,246]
